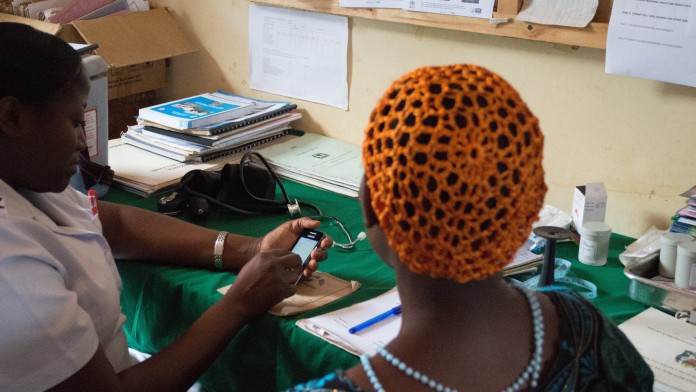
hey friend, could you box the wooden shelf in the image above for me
[251,0,610,49]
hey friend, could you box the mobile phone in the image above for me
[291,228,326,269]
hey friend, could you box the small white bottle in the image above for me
[674,241,696,289]
[578,222,612,266]
[658,232,694,278]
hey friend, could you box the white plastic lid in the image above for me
[661,232,694,246]
[677,240,696,257]
[82,54,109,78]
[579,221,611,236]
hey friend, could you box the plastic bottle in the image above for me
[578,222,612,266]
[658,232,694,278]
[674,241,696,289]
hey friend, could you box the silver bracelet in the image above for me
[213,231,228,270]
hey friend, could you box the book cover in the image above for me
[138,92,255,130]
[677,205,696,220]
[138,95,297,136]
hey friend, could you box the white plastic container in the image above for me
[69,53,110,197]
[674,241,696,289]
[658,232,694,278]
[578,222,612,266]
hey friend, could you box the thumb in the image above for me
[290,217,320,232]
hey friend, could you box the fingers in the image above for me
[319,236,334,250]
[248,249,303,287]
[292,216,321,231]
[310,245,329,263]
[224,250,301,319]
[274,249,304,279]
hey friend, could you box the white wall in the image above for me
[152,0,696,238]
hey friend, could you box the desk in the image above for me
[106,182,647,391]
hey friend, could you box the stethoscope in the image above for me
[182,151,366,249]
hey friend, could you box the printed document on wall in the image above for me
[249,4,348,110]
[339,0,402,8]
[516,0,598,28]
[605,0,696,88]
[689,0,696,37]
[404,0,494,19]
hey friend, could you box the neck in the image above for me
[346,260,557,392]
[393,263,527,343]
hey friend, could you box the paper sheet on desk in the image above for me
[619,307,696,391]
[295,244,540,357]
[295,288,401,357]
[254,132,363,197]
[218,271,360,316]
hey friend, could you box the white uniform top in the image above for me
[0,179,130,391]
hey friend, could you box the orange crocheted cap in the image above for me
[362,64,547,283]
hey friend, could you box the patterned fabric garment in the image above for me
[284,290,654,392]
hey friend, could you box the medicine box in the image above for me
[571,182,608,231]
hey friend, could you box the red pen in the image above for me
[88,189,99,217]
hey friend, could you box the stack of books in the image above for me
[122,91,301,162]
[669,186,696,236]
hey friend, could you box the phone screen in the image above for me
[291,229,324,265]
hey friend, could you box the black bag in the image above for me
[157,152,290,219]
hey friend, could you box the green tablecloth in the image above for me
[106,182,646,391]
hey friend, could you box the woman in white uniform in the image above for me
[0,23,331,391]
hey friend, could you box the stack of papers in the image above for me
[254,132,363,198]
[504,241,544,276]
[296,287,401,357]
[108,135,295,196]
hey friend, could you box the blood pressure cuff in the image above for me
[174,162,280,214]
[77,148,113,189]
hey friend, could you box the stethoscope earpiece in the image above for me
[333,230,367,249]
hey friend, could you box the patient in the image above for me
[286,64,653,391]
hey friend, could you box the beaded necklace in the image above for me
[360,286,544,392]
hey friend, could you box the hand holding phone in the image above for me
[291,228,326,284]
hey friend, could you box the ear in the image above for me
[359,176,379,228]
[0,96,24,138]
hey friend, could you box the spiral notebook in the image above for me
[122,128,292,162]
[137,93,297,136]
[142,111,302,147]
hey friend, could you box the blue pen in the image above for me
[348,305,402,334]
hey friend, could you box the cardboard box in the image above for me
[0,8,196,99]
[0,8,197,139]
[108,91,157,140]
[571,182,608,231]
